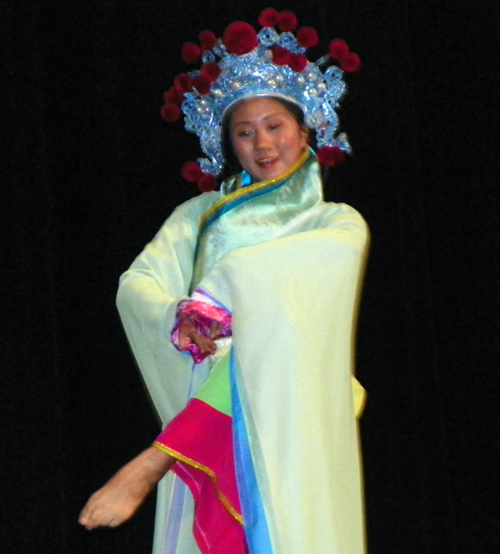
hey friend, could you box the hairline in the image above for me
[221,93,305,128]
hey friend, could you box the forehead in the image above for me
[230,97,295,125]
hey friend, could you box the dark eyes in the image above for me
[234,119,285,139]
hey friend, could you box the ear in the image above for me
[300,125,311,147]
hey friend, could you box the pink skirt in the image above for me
[153,398,248,554]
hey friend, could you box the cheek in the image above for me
[230,137,243,157]
[232,139,253,168]
[285,130,307,154]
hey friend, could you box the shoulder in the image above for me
[170,191,221,223]
[124,192,222,259]
[152,191,221,237]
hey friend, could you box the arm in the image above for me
[116,193,218,425]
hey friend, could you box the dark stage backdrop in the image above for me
[2,1,499,553]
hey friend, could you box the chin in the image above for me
[253,165,285,182]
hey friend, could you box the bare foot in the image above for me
[79,446,175,530]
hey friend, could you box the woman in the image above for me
[80,10,368,554]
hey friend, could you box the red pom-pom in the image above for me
[197,173,218,192]
[161,103,181,122]
[289,53,308,72]
[258,7,279,27]
[163,86,184,105]
[181,42,202,63]
[317,145,346,166]
[181,161,203,182]
[223,22,258,55]
[340,51,361,73]
[201,62,221,82]
[277,11,298,32]
[199,30,217,51]
[272,45,292,66]
[329,39,349,60]
[174,73,194,93]
[193,75,211,95]
[296,27,319,48]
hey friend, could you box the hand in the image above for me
[177,313,224,357]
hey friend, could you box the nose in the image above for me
[254,129,272,150]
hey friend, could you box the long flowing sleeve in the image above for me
[116,193,222,554]
[116,192,218,425]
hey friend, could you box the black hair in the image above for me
[218,96,315,182]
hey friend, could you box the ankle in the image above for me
[135,446,175,487]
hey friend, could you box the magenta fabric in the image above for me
[170,300,232,363]
[154,399,247,554]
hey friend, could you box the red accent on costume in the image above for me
[277,11,298,32]
[163,86,184,105]
[174,73,194,93]
[182,42,202,63]
[201,62,222,83]
[340,52,362,73]
[193,75,212,95]
[258,8,279,28]
[222,22,258,55]
[289,53,308,72]
[199,30,217,51]
[161,103,181,122]
[155,399,248,554]
[329,39,350,60]
[296,27,319,48]
[317,145,346,166]
[272,45,292,66]
[197,173,219,192]
[181,161,203,182]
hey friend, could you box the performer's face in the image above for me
[229,97,308,182]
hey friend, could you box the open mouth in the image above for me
[256,157,278,168]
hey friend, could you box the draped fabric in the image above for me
[198,207,368,554]
[116,154,369,554]
[154,397,246,554]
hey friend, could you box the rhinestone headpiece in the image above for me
[161,8,361,191]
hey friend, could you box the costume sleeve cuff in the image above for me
[170,289,232,364]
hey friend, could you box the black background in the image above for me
[2,1,499,553]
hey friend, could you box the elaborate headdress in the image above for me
[161,7,361,191]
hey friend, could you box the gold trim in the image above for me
[152,441,244,524]
[199,148,311,233]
